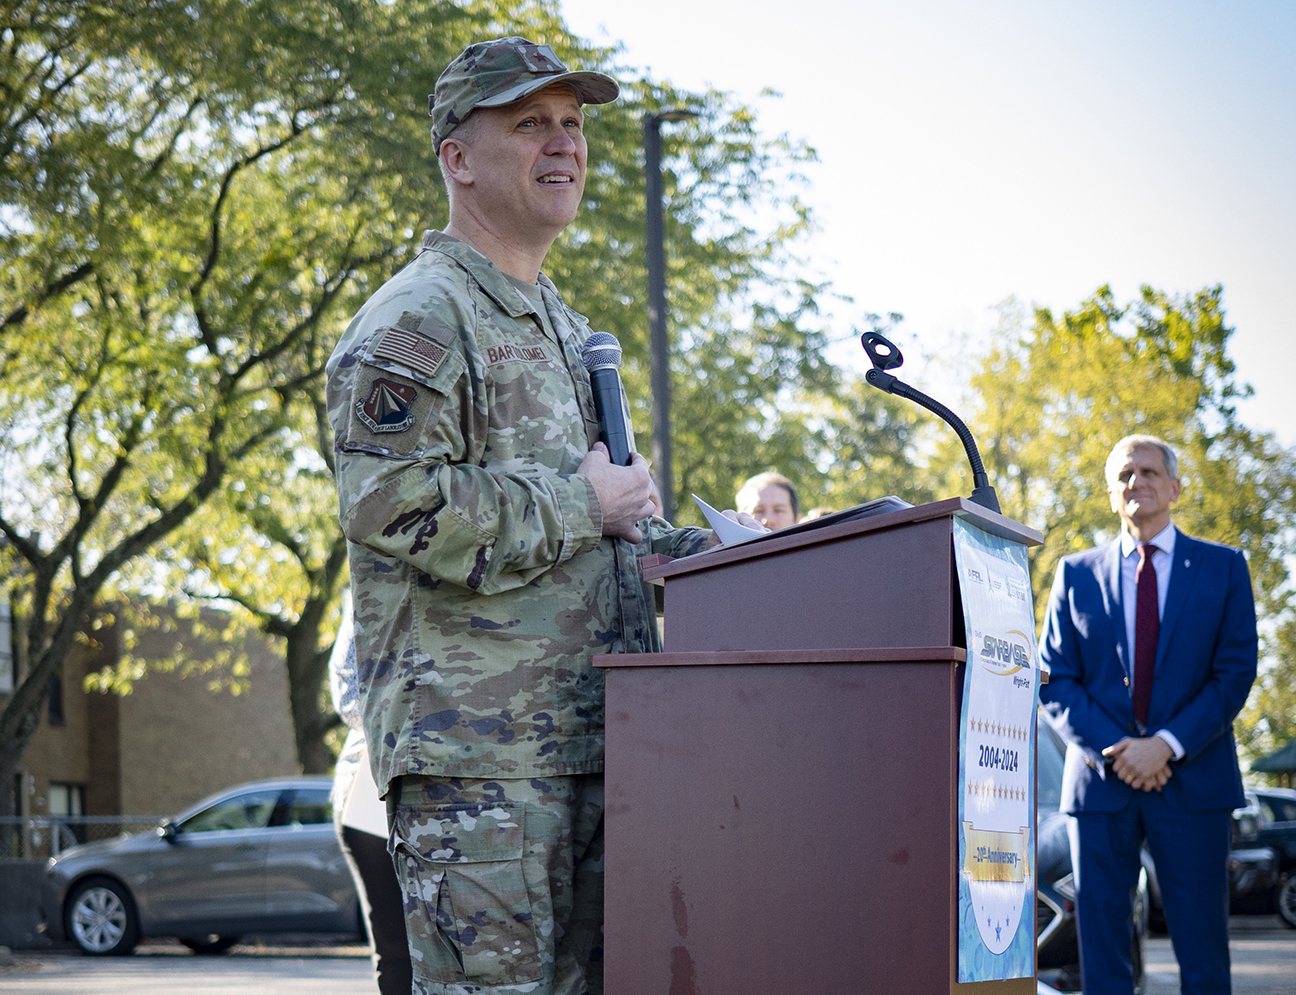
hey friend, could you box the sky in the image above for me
[561,0,1296,447]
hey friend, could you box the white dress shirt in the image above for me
[1117,522,1185,759]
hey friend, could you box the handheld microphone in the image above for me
[580,332,636,467]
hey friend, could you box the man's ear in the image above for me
[440,138,473,186]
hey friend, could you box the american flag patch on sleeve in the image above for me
[371,326,448,380]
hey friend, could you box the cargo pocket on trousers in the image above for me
[392,803,542,986]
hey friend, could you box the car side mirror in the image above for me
[158,820,178,844]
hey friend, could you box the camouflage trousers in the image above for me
[389,773,605,995]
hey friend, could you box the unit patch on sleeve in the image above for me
[357,378,419,433]
[372,325,448,381]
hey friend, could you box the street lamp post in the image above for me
[642,109,696,523]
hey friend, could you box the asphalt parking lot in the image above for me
[0,939,375,995]
[1,919,1292,994]
[1142,916,1296,995]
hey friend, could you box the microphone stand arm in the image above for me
[861,333,1001,514]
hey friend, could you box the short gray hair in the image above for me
[1106,434,1180,483]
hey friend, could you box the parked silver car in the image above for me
[42,776,360,955]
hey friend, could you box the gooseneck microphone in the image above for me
[860,331,1002,513]
[580,332,636,467]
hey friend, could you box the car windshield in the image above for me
[180,788,282,833]
[1037,711,1066,812]
[1258,794,1296,825]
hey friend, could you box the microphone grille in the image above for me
[581,331,622,371]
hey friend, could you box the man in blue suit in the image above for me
[1039,434,1257,995]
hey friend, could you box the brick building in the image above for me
[7,605,301,836]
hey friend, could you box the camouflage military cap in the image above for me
[430,37,619,152]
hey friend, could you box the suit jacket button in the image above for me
[1128,723,1137,733]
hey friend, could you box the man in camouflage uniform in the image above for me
[326,37,721,995]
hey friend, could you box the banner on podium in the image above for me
[953,518,1039,984]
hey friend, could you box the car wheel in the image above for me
[1131,921,1146,994]
[1278,875,1296,929]
[179,934,241,955]
[66,877,139,956]
[1132,867,1148,993]
[1141,849,1167,935]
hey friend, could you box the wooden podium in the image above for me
[594,497,1042,994]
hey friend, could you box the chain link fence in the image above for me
[0,815,165,861]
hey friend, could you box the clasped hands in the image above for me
[1102,736,1174,792]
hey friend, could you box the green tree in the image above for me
[1241,618,1296,783]
[0,0,505,801]
[115,391,351,775]
[961,286,1296,767]
[119,15,916,772]
[545,77,845,519]
[1,0,928,789]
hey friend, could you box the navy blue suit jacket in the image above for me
[1038,529,1257,814]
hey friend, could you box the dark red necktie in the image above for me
[1132,542,1159,727]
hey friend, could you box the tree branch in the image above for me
[0,261,95,335]
[191,127,308,298]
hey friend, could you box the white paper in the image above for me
[692,493,768,546]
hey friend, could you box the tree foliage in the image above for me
[549,77,838,517]
[1244,618,1296,783]
[960,286,1296,771]
[25,1,1286,794]
[546,72,935,518]
[3,0,913,780]
[0,0,507,790]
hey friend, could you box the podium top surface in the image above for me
[644,496,1043,583]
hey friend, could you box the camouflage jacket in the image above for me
[326,230,710,790]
